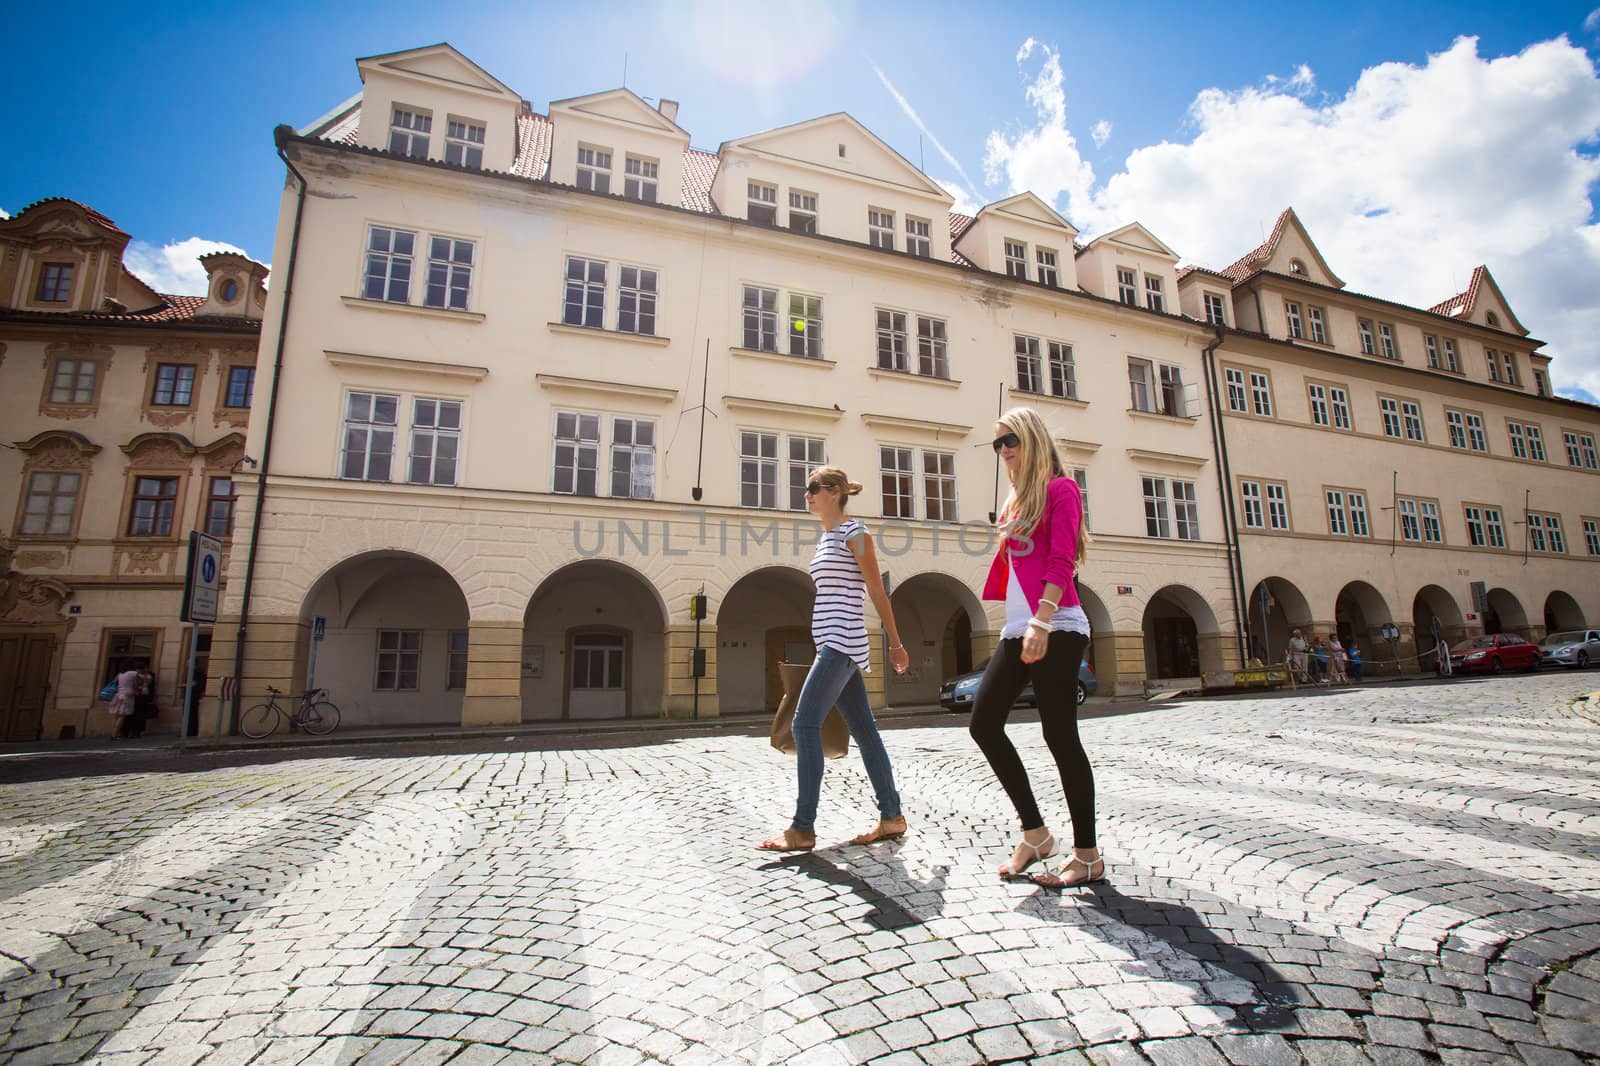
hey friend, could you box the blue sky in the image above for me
[4,1,1599,399]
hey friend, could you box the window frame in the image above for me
[1203,292,1227,326]
[388,107,431,158]
[788,292,823,358]
[1046,340,1075,400]
[1116,267,1138,306]
[1248,370,1273,418]
[444,117,486,169]
[1144,274,1165,312]
[374,629,423,691]
[204,475,237,538]
[739,430,780,510]
[786,435,826,512]
[1035,247,1059,287]
[447,630,470,690]
[1358,320,1376,356]
[787,189,818,235]
[922,450,957,523]
[609,416,656,500]
[1378,323,1398,360]
[363,225,417,304]
[623,154,659,203]
[552,410,602,497]
[1284,300,1303,340]
[407,397,464,488]
[747,181,778,225]
[616,264,660,336]
[36,262,75,303]
[1225,367,1248,414]
[18,469,85,539]
[879,445,915,519]
[340,390,401,482]
[1581,516,1600,556]
[1562,429,1599,470]
[905,216,931,257]
[577,144,613,194]
[423,234,475,311]
[876,308,910,372]
[916,315,949,379]
[741,284,779,352]
[868,208,895,250]
[126,475,181,538]
[562,255,607,329]
[1003,239,1028,280]
[1128,358,1154,413]
[1015,334,1043,395]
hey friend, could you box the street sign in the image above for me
[180,531,222,624]
[313,615,327,642]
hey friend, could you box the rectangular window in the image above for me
[1487,348,1501,382]
[1380,397,1402,438]
[623,156,659,202]
[1307,306,1327,344]
[868,208,895,250]
[1072,467,1091,531]
[1565,431,1583,467]
[1240,480,1264,528]
[1226,368,1248,413]
[1446,410,1467,450]
[1173,479,1200,540]
[1379,323,1398,360]
[876,309,908,371]
[388,108,430,158]
[787,436,825,511]
[1145,274,1165,312]
[609,418,656,500]
[1465,413,1487,452]
[880,446,914,519]
[37,263,74,302]
[617,265,659,335]
[923,451,957,522]
[1326,489,1347,536]
[1425,335,1440,369]
[1526,424,1547,462]
[1502,351,1519,386]
[917,316,948,378]
[563,256,606,328]
[1401,401,1425,442]
[1284,301,1303,339]
[1348,492,1370,537]
[1047,341,1076,400]
[1142,476,1170,538]
[1484,507,1506,548]
[1527,513,1547,553]
[1508,420,1527,458]
[1535,369,1549,396]
[21,471,79,536]
[1398,498,1420,542]
[552,411,601,496]
[788,190,818,235]
[1565,431,1599,469]
[1358,320,1376,355]
[1204,293,1227,326]
[1117,268,1138,306]
[1036,248,1059,287]
[444,119,485,168]
[577,145,612,193]
[341,391,398,481]
[205,477,236,537]
[1016,335,1043,394]
[1419,500,1443,543]
[1583,518,1599,556]
[1307,382,1329,426]
[1443,338,1460,372]
[1160,364,1186,417]
[152,364,196,406]
[363,226,415,303]
[1004,240,1028,280]
[1248,372,1272,418]
[788,293,822,358]
[408,398,462,487]
[1329,386,1351,430]
[424,236,474,310]
[1128,359,1154,412]
[49,358,96,404]
[224,366,255,409]
[905,216,931,257]
[740,431,778,509]
[375,630,421,690]
[742,285,777,352]
[1464,505,1487,547]
[571,634,624,691]
[748,181,778,225]
[1265,482,1289,531]
[127,476,179,537]
[447,630,469,690]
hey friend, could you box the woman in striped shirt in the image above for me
[757,466,911,852]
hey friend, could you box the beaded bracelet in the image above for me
[1026,618,1051,634]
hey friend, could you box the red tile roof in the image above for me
[1428,265,1484,317]
[510,110,552,179]
[10,197,128,236]
[680,148,720,213]
[1218,207,1293,283]
[0,293,254,328]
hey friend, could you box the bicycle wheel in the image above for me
[300,700,340,735]
[240,703,281,739]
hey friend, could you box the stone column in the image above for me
[663,622,717,719]
[1110,631,1148,698]
[971,628,1002,667]
[462,620,523,726]
[1391,621,1420,677]
[863,634,886,710]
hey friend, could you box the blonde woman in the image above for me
[758,466,911,852]
[971,408,1103,887]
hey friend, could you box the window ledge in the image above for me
[547,322,669,347]
[870,368,962,389]
[326,350,489,381]
[1011,388,1087,410]
[342,296,486,323]
[729,347,836,368]
[1127,408,1198,425]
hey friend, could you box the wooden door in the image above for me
[0,634,55,742]
[764,627,814,711]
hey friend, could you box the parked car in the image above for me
[1439,633,1542,675]
[939,659,1098,710]
[1540,629,1600,669]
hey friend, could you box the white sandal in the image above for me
[999,832,1056,881]
[1033,853,1106,889]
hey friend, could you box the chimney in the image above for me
[658,99,680,124]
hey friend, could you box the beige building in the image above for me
[209,43,1250,733]
[1177,209,1600,674]
[0,198,267,739]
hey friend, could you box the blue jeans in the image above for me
[791,646,902,833]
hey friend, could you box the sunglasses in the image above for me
[991,432,1021,453]
[804,480,826,496]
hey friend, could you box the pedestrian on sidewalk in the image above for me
[970,407,1103,889]
[1347,643,1363,681]
[1328,636,1349,685]
[1311,638,1329,683]
[757,465,910,853]
[107,667,140,738]
[1288,629,1310,686]
[128,668,158,738]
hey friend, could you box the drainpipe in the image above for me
[1200,326,1249,666]
[227,125,308,731]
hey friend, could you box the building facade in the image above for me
[0,198,266,739]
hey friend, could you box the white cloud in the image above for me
[1091,120,1112,148]
[868,57,983,204]
[124,236,251,295]
[0,207,9,219]
[1585,7,1600,34]
[938,180,983,217]
[983,35,1600,402]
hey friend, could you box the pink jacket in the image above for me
[982,476,1083,610]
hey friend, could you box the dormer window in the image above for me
[748,181,778,225]
[1117,268,1137,306]
[1144,274,1165,313]
[788,191,818,235]
[624,156,658,203]
[37,263,73,302]
[1486,311,1500,327]
[868,208,895,250]
[905,216,931,257]
[445,119,485,168]
[219,279,239,303]
[1290,259,1307,275]
[1036,248,1058,287]
[577,146,612,193]
[389,107,431,158]
[1004,240,1027,280]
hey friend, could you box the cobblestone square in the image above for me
[2,675,1598,1065]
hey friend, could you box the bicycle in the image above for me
[239,686,341,739]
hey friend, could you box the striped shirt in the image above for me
[809,517,871,672]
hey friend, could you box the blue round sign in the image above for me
[201,555,217,583]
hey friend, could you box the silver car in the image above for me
[1540,629,1600,669]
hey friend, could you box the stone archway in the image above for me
[1336,581,1394,676]
[1544,591,1586,634]
[1142,585,1222,684]
[522,560,667,722]
[1245,577,1314,666]
[1075,583,1115,689]
[1483,587,1529,638]
[715,567,814,716]
[1412,585,1465,670]
[300,550,469,729]
[885,572,985,707]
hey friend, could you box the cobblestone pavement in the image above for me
[2,675,1598,1065]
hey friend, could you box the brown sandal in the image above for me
[756,829,816,852]
[849,818,908,845]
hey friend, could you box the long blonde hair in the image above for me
[997,406,1089,559]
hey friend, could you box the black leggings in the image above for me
[968,631,1096,848]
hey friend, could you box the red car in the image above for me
[1441,633,1542,674]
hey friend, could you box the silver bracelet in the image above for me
[1026,618,1051,634]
